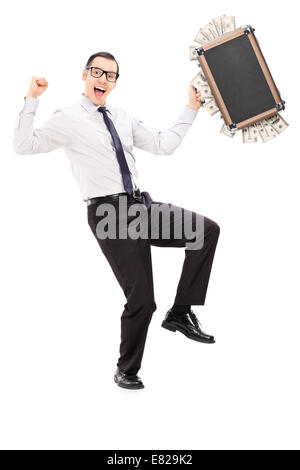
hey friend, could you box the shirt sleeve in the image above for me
[131,105,199,155]
[13,97,69,154]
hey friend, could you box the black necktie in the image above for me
[97,106,134,195]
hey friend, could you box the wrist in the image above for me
[25,94,38,99]
[188,104,200,111]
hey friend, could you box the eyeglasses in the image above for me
[86,66,119,82]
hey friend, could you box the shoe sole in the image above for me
[161,320,215,343]
[114,375,145,389]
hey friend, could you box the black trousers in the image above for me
[87,191,220,375]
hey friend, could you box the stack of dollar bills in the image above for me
[189,15,289,143]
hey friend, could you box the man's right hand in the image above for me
[26,76,48,99]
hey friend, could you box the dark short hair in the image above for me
[85,52,119,77]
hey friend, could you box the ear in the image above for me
[82,69,87,81]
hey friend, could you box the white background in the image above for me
[1,0,299,450]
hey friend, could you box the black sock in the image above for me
[171,304,191,314]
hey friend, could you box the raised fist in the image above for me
[26,76,49,99]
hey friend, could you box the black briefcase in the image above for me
[195,25,285,131]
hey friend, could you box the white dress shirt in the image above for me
[13,93,199,201]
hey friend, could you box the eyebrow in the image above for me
[92,66,117,74]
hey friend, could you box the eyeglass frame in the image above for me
[85,66,119,82]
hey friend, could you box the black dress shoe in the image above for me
[161,308,215,344]
[114,367,145,389]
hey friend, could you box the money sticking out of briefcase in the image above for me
[189,17,288,143]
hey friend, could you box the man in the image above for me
[13,51,220,390]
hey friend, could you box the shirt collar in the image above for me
[80,93,111,115]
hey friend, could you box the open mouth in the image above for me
[94,86,106,98]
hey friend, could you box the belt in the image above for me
[86,189,142,206]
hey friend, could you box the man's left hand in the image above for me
[188,84,202,111]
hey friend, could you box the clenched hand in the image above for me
[26,76,49,99]
[188,83,202,111]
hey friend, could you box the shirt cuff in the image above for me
[178,105,199,123]
[21,96,39,114]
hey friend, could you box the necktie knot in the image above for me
[97,106,109,115]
